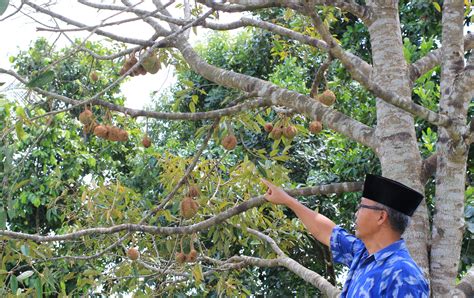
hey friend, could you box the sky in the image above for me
[0,1,242,109]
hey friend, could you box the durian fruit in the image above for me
[94,125,108,139]
[309,121,323,134]
[127,247,140,261]
[186,249,198,262]
[83,120,98,134]
[106,126,128,142]
[119,54,138,76]
[137,64,147,76]
[187,185,200,198]
[180,197,199,219]
[186,236,198,262]
[119,66,128,76]
[175,252,186,264]
[222,134,237,150]
[117,129,129,142]
[270,126,283,140]
[263,123,273,133]
[142,51,161,74]
[79,108,93,125]
[90,71,99,82]
[283,125,298,139]
[317,90,336,106]
[142,135,152,148]
[125,54,138,69]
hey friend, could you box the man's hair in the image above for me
[374,202,411,234]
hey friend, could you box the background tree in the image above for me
[0,0,473,297]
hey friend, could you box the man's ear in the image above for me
[377,210,389,225]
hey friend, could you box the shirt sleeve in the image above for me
[330,225,365,267]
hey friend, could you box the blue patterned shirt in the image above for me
[330,226,429,297]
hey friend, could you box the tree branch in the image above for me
[197,0,304,12]
[245,227,285,257]
[464,118,474,145]
[23,0,157,46]
[310,54,333,98]
[242,227,340,297]
[304,1,452,129]
[454,54,474,109]
[278,256,340,297]
[175,39,377,149]
[201,17,372,81]
[421,153,438,184]
[121,0,169,34]
[410,33,474,82]
[198,0,371,24]
[35,9,162,33]
[0,1,24,22]
[204,229,341,297]
[0,68,269,121]
[0,181,362,242]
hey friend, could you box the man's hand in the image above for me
[261,179,295,206]
[261,178,336,247]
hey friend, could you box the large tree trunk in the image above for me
[430,0,468,295]
[366,0,429,276]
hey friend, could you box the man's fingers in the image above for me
[260,178,271,188]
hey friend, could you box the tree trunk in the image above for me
[430,0,468,295]
[366,0,429,276]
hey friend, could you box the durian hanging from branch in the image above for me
[119,49,161,77]
[221,120,237,150]
[85,108,129,142]
[310,54,336,107]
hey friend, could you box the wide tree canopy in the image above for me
[0,0,473,297]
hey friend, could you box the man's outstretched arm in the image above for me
[261,179,336,247]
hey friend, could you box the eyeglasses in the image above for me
[356,204,385,212]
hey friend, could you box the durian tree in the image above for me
[0,0,473,297]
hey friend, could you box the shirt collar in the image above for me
[372,239,406,262]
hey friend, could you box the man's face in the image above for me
[354,198,385,239]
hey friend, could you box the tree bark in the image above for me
[430,0,468,295]
[366,0,429,277]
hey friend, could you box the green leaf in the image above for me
[15,106,26,119]
[15,121,26,141]
[192,263,203,285]
[433,2,441,12]
[31,196,41,208]
[17,270,34,282]
[0,0,9,16]
[189,101,196,113]
[7,198,16,218]
[182,80,194,88]
[255,114,266,126]
[10,275,18,293]
[87,157,96,167]
[26,70,55,88]
[13,179,31,192]
[0,82,5,86]
[0,209,6,229]
[35,278,43,298]
[20,244,30,256]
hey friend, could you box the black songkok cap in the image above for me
[362,174,423,216]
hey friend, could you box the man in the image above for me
[261,174,429,297]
